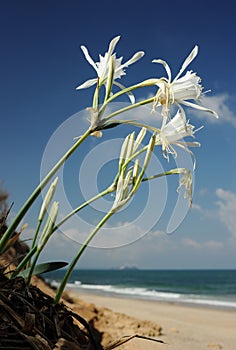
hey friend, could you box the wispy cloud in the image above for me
[216,188,236,237]
[191,203,202,212]
[182,237,223,250]
[191,93,236,127]
[182,237,201,249]
[128,92,236,129]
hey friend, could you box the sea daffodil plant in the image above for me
[0,35,218,303]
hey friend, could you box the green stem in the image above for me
[120,135,163,174]
[142,170,174,182]
[0,128,92,253]
[27,220,42,268]
[54,209,114,303]
[99,80,156,118]
[100,96,155,122]
[113,119,160,134]
[52,184,115,233]
[26,248,41,285]
[10,246,37,279]
[31,221,42,250]
[92,82,100,109]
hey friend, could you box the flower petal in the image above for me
[181,100,219,118]
[80,45,98,72]
[107,36,120,57]
[177,141,201,148]
[173,143,198,169]
[174,45,198,81]
[76,78,97,90]
[152,59,172,81]
[122,51,145,67]
[114,81,135,103]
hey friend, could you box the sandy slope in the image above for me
[68,290,236,350]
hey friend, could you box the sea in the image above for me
[45,269,236,310]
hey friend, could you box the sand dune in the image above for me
[68,290,236,350]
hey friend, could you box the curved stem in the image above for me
[26,220,42,268]
[99,80,156,118]
[121,135,159,172]
[52,184,115,233]
[142,170,174,182]
[0,128,92,253]
[26,248,41,285]
[31,221,42,250]
[54,209,114,303]
[10,246,37,279]
[100,96,155,122]
[92,81,100,109]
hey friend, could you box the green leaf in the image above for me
[18,261,68,279]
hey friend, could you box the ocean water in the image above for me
[45,269,236,310]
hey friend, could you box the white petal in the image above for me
[114,81,135,103]
[122,51,145,67]
[80,45,98,72]
[76,78,97,90]
[181,100,219,118]
[177,141,201,147]
[152,59,172,81]
[168,109,187,129]
[174,45,198,81]
[174,143,198,169]
[107,36,120,57]
[171,72,202,101]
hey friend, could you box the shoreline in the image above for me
[66,286,236,312]
[67,288,236,350]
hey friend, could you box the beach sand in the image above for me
[67,289,236,350]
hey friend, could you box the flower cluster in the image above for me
[75,36,218,204]
[0,35,219,304]
[76,37,218,162]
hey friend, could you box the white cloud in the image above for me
[191,93,236,127]
[182,238,201,249]
[204,240,223,250]
[198,187,209,197]
[191,203,202,212]
[36,221,228,269]
[216,188,236,237]
[182,237,223,250]
[57,221,148,249]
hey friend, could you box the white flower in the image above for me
[76,36,144,90]
[152,46,218,119]
[167,168,193,205]
[177,169,193,205]
[156,109,201,161]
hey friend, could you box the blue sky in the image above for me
[0,0,236,269]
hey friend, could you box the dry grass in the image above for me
[0,275,102,349]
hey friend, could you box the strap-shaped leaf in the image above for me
[19,261,68,279]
